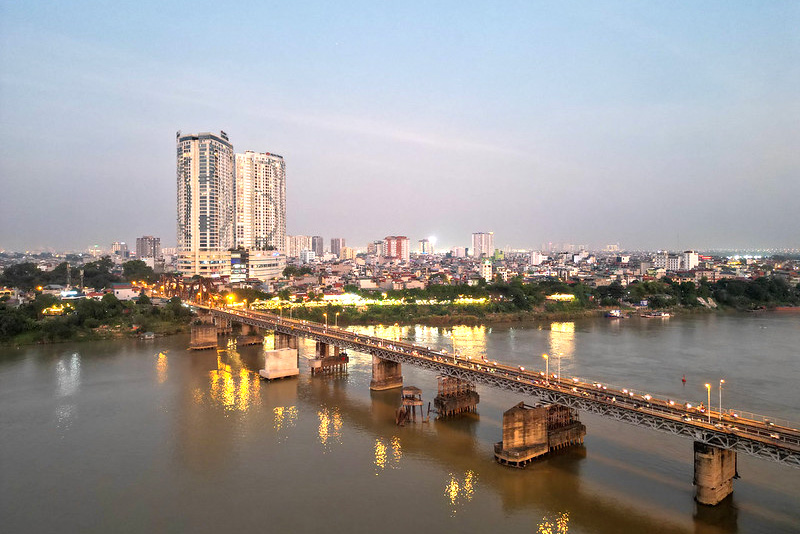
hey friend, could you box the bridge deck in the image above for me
[200,305,800,468]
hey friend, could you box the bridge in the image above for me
[193,303,800,504]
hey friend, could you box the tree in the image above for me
[123,260,156,283]
[0,263,45,291]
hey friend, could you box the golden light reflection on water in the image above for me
[317,407,343,449]
[205,353,261,412]
[373,436,402,474]
[156,352,168,383]
[443,470,477,514]
[537,512,570,534]
[273,406,298,442]
[549,322,575,363]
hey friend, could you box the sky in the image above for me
[1,1,798,252]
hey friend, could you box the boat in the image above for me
[605,309,622,318]
[641,311,670,318]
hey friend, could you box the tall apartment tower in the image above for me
[383,236,410,262]
[234,151,286,252]
[312,236,324,257]
[176,131,235,276]
[330,238,345,258]
[471,232,494,258]
[136,236,161,258]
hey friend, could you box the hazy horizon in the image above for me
[1,2,798,252]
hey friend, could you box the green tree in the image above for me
[122,260,156,283]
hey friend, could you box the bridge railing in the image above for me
[724,410,799,432]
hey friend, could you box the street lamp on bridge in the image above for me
[323,312,328,329]
[705,383,711,424]
[335,312,340,328]
[719,379,725,420]
[542,353,549,384]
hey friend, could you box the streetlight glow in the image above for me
[719,379,725,420]
[705,383,711,424]
[542,353,549,383]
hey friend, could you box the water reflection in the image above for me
[317,407,343,449]
[156,351,168,384]
[206,353,261,412]
[444,470,477,515]
[56,352,80,397]
[536,512,570,534]
[374,436,402,473]
[549,322,575,366]
[273,406,298,442]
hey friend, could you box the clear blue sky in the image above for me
[1,1,798,252]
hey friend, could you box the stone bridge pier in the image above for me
[694,442,737,505]
[260,331,299,381]
[369,355,403,390]
[274,332,298,350]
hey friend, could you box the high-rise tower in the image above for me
[471,232,494,258]
[234,150,286,252]
[176,131,235,276]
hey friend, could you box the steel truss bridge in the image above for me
[199,305,800,468]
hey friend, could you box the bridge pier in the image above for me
[190,323,218,350]
[494,402,585,467]
[308,342,349,375]
[694,442,737,506]
[274,332,298,350]
[259,347,299,380]
[434,376,479,417]
[369,355,403,390]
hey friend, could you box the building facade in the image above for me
[135,236,161,259]
[471,232,494,258]
[383,236,410,261]
[176,131,235,277]
[287,235,313,258]
[330,238,345,258]
[312,236,324,257]
[234,151,286,252]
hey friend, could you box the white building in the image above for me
[235,151,286,252]
[480,259,493,281]
[530,251,544,265]
[247,251,286,282]
[299,249,316,264]
[682,250,699,271]
[471,232,494,258]
[176,131,235,277]
[451,246,466,258]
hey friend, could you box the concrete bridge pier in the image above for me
[213,316,232,335]
[274,332,298,349]
[694,442,737,506]
[369,355,403,390]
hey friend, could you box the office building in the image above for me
[176,131,235,277]
[418,239,432,254]
[683,250,699,271]
[111,242,129,258]
[471,232,494,258]
[136,236,161,259]
[234,151,286,252]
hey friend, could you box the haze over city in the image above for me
[1,2,798,252]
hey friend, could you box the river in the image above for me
[1,313,798,533]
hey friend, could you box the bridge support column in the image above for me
[190,324,217,350]
[369,355,403,390]
[694,442,737,506]
[259,348,299,380]
[434,376,480,418]
[274,332,298,349]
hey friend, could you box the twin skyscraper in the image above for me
[176,131,286,277]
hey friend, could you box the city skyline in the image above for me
[1,3,798,252]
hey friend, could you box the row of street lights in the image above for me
[322,312,340,329]
[540,351,726,424]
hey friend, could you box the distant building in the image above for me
[135,236,161,259]
[286,235,312,258]
[339,246,356,260]
[471,232,494,258]
[451,246,466,258]
[330,238,345,257]
[312,236,324,257]
[235,151,286,252]
[480,259,493,281]
[683,250,699,271]
[383,236,410,261]
[111,242,129,258]
[418,239,432,254]
[176,130,234,277]
[530,251,544,266]
[367,241,383,256]
[300,249,316,264]
[111,282,139,301]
